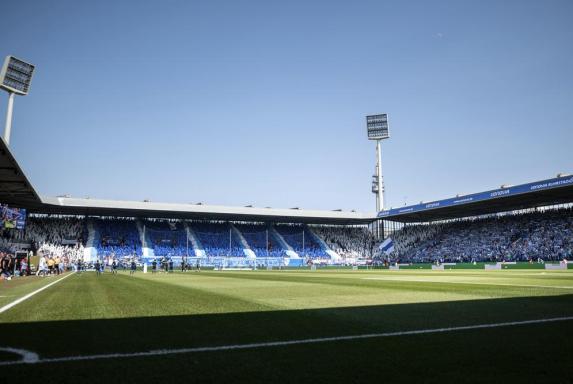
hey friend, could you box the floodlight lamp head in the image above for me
[0,56,35,96]
[366,114,390,141]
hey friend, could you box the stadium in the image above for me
[1,2,573,383]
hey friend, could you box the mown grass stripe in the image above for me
[0,273,73,315]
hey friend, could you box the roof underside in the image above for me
[0,139,42,208]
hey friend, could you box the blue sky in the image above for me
[1,0,571,212]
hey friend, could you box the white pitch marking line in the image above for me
[362,277,573,290]
[0,273,73,315]
[0,316,571,366]
[0,347,39,364]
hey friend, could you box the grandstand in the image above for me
[388,208,573,263]
[375,174,573,265]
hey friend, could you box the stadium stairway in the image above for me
[230,223,256,259]
[270,225,300,258]
[84,218,99,262]
[305,225,341,261]
[183,222,206,258]
[136,220,155,259]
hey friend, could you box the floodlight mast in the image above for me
[376,139,384,211]
[0,56,35,146]
[366,114,389,238]
[4,92,15,144]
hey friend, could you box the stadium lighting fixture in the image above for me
[0,56,35,145]
[366,114,390,239]
[366,114,389,213]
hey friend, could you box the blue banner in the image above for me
[378,175,573,219]
[1,204,26,229]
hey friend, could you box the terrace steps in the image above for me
[84,218,100,262]
[136,220,155,259]
[270,225,299,258]
[230,223,256,259]
[184,223,206,258]
[305,225,341,261]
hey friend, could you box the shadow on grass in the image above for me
[1,294,572,383]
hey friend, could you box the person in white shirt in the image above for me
[36,255,47,277]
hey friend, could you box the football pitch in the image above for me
[1,269,572,383]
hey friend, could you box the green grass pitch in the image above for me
[1,268,572,383]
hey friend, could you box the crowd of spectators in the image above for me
[2,208,569,270]
[24,216,85,247]
[312,225,376,259]
[388,208,573,263]
[0,208,573,272]
[38,243,84,262]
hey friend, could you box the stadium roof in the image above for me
[37,196,375,224]
[378,175,573,223]
[0,138,42,207]
[0,138,376,224]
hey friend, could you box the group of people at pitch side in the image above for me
[151,258,174,273]
[93,258,138,276]
[181,258,201,272]
[2,249,83,280]
[36,254,65,277]
[149,257,201,273]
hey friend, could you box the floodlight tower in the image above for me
[366,114,389,237]
[0,56,36,145]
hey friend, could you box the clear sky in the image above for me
[1,0,571,213]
